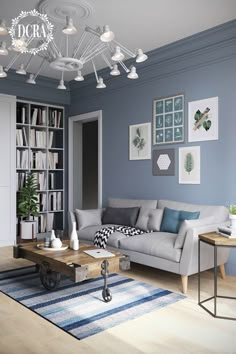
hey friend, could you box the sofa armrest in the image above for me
[180,222,230,276]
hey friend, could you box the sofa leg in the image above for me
[219,264,226,280]
[181,275,188,294]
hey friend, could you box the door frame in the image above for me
[68,110,102,211]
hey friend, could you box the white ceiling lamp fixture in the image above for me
[57,72,66,90]
[74,70,84,81]
[127,66,139,79]
[110,64,120,76]
[111,46,125,61]
[27,73,36,84]
[0,41,8,56]
[0,20,8,35]
[136,49,148,63]
[62,16,77,35]
[0,65,7,78]
[100,25,115,42]
[0,6,148,89]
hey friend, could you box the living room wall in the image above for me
[69,20,236,274]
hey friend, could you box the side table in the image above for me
[198,232,236,321]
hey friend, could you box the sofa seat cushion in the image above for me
[119,232,181,262]
[77,224,128,248]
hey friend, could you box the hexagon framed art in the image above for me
[152,149,175,176]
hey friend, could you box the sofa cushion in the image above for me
[160,207,200,233]
[158,199,228,223]
[102,207,140,227]
[108,198,157,209]
[75,209,103,231]
[175,216,215,249]
[77,224,127,248]
[136,208,163,231]
[119,232,181,262]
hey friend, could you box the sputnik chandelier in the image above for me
[0,12,148,90]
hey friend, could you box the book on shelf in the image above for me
[48,131,54,148]
[31,108,38,125]
[47,213,54,231]
[217,225,236,238]
[16,149,28,169]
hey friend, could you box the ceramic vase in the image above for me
[70,221,79,249]
[230,214,236,230]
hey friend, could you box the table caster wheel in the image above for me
[102,288,112,302]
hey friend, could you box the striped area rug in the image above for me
[0,266,185,340]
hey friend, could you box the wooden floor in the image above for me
[0,246,236,354]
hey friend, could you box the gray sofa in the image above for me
[68,198,229,293]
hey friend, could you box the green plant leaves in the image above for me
[17,173,39,220]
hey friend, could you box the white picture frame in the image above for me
[179,146,200,184]
[129,123,151,160]
[188,97,218,142]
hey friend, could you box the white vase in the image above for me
[230,214,236,230]
[50,229,56,241]
[70,221,78,249]
[51,238,62,249]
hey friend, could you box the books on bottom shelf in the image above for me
[48,191,62,211]
[217,225,236,238]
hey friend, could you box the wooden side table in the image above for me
[198,232,236,320]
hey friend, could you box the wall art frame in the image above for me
[179,146,200,184]
[129,122,151,160]
[152,149,175,176]
[153,93,184,145]
[188,96,218,142]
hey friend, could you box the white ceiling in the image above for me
[0,0,236,81]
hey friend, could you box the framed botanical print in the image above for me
[179,146,200,184]
[129,122,151,160]
[153,94,184,145]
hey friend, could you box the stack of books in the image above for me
[217,225,236,238]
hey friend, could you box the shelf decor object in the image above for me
[179,146,200,184]
[129,123,151,160]
[153,94,184,145]
[16,99,64,236]
[0,1,148,89]
[188,96,218,142]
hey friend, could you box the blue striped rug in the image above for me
[0,266,185,340]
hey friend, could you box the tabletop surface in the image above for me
[199,232,236,246]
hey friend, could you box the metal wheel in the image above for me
[102,288,112,302]
[39,262,61,290]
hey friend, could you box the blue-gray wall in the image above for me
[69,20,236,274]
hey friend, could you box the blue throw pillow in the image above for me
[160,207,180,233]
[160,207,200,234]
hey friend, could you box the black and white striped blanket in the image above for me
[94,225,145,249]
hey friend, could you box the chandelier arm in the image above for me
[5,52,22,71]
[34,58,46,79]
[85,26,100,38]
[25,54,34,70]
[92,60,99,83]
[82,45,107,64]
[119,60,130,73]
[72,30,87,58]
[101,53,112,69]
[80,35,97,59]
[81,41,105,62]
[113,39,136,58]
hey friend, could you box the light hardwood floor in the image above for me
[0,246,236,354]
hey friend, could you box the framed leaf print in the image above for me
[129,123,151,160]
[153,94,184,145]
[179,146,200,184]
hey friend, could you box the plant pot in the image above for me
[229,214,236,230]
[20,220,37,240]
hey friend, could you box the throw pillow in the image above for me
[160,207,200,234]
[175,216,215,249]
[75,208,103,231]
[136,207,163,231]
[102,207,140,227]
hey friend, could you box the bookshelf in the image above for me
[16,100,64,236]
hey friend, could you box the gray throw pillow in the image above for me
[75,209,103,231]
[174,216,215,249]
[102,207,140,227]
[136,208,163,231]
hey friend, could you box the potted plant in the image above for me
[18,173,39,239]
[229,204,236,230]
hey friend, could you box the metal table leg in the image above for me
[101,260,112,302]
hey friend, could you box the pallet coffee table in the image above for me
[14,241,130,302]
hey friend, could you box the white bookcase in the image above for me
[16,99,64,236]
